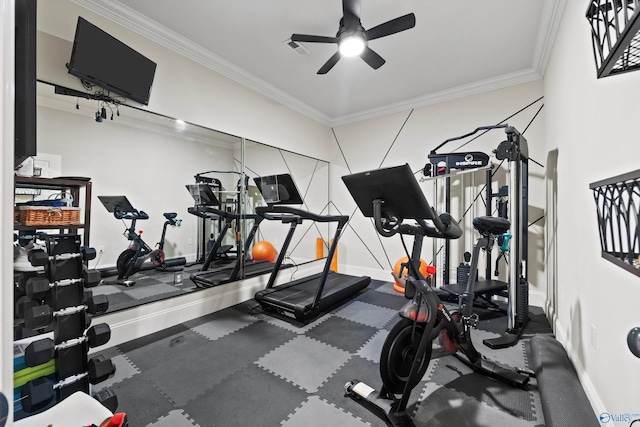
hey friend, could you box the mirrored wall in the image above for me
[243,140,330,276]
[14,81,329,315]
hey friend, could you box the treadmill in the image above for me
[186,184,275,288]
[253,174,371,324]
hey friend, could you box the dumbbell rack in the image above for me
[14,233,118,420]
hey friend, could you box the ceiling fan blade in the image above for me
[361,46,385,70]
[364,13,416,41]
[317,51,341,74]
[342,0,361,20]
[291,34,338,44]
[342,0,361,31]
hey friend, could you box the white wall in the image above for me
[543,0,640,419]
[1,0,16,420]
[330,80,547,310]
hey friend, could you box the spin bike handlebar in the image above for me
[372,199,462,240]
[113,209,149,221]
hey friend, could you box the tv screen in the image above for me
[68,17,157,105]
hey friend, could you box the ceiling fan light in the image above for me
[339,35,365,57]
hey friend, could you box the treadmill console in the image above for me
[253,174,303,205]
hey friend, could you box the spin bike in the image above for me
[98,196,186,286]
[341,164,530,427]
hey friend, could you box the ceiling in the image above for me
[73,0,565,127]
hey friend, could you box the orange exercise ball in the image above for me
[392,256,434,293]
[252,241,277,262]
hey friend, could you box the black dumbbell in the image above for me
[94,388,118,412]
[15,295,37,319]
[24,323,111,367]
[24,270,101,299]
[20,356,116,412]
[20,376,55,413]
[14,325,38,341]
[28,247,97,267]
[85,294,109,314]
[25,276,82,299]
[82,266,102,288]
[87,355,117,384]
[24,295,109,330]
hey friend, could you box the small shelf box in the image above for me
[17,206,81,226]
[586,0,640,78]
[590,169,640,277]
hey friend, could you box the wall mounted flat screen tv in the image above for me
[67,17,157,105]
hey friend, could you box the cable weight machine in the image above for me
[190,171,249,265]
[425,125,530,348]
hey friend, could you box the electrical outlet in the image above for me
[187,238,193,245]
[98,245,105,253]
[591,325,597,350]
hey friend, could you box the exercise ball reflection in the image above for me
[252,241,277,262]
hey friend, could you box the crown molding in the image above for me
[329,68,543,127]
[531,0,567,75]
[72,0,565,128]
[330,0,566,127]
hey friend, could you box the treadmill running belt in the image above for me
[191,260,275,288]
[255,271,370,323]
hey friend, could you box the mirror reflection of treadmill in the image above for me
[185,183,281,288]
[253,174,370,324]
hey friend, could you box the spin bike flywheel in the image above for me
[150,249,165,266]
[380,317,432,394]
[116,248,137,278]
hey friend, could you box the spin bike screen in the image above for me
[97,195,136,214]
[341,164,435,221]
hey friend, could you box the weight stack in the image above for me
[14,233,118,420]
[456,263,470,285]
[517,277,529,326]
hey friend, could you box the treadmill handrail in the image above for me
[191,205,261,221]
[256,205,348,227]
[257,204,348,313]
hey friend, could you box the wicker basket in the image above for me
[17,206,81,226]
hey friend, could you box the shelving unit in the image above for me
[14,176,92,247]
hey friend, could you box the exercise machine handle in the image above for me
[372,200,400,237]
[372,200,462,240]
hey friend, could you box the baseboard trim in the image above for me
[553,322,605,419]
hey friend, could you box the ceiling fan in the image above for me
[291,0,416,74]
